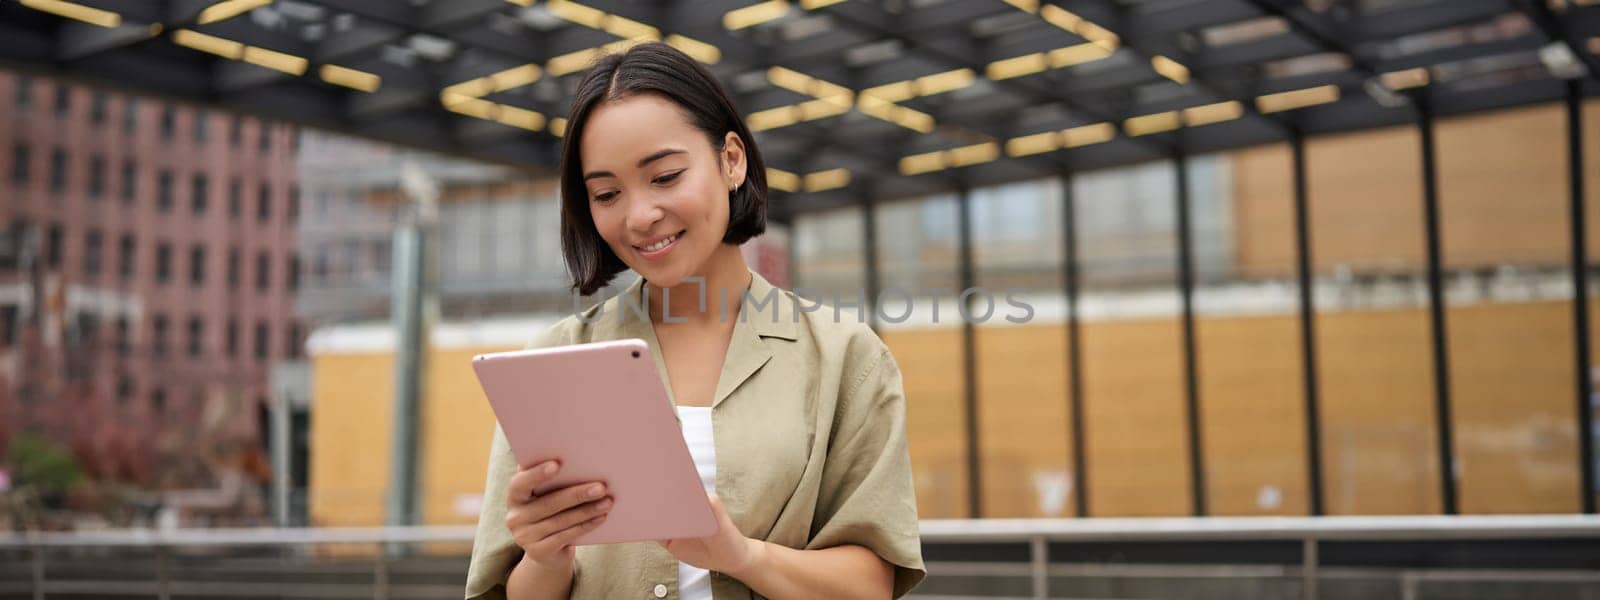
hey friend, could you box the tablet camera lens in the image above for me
[632,350,641,358]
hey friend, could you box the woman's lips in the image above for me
[634,230,684,259]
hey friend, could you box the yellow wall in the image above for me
[1080,318,1193,516]
[309,344,516,529]
[880,328,971,519]
[1448,302,1581,514]
[975,324,1074,518]
[1314,307,1442,514]
[1197,314,1309,516]
[309,352,395,527]
[1234,102,1600,278]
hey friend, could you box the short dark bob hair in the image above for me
[559,42,768,296]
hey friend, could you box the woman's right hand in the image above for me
[504,460,614,570]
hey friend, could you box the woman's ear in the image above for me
[721,131,747,192]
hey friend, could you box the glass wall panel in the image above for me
[1075,162,1191,516]
[1308,126,1440,515]
[792,205,865,298]
[1194,147,1309,515]
[1437,104,1579,513]
[875,194,969,518]
[970,178,1073,517]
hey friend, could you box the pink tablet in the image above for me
[471,338,717,546]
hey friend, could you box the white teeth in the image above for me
[641,233,678,252]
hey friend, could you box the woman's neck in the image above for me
[645,244,751,327]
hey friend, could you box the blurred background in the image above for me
[2,0,1600,598]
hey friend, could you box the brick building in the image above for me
[0,71,301,505]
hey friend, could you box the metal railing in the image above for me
[2,514,1599,600]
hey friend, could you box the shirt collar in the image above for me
[597,267,799,408]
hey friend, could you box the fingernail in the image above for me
[588,484,604,498]
[544,462,557,475]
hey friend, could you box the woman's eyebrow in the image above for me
[583,148,687,181]
[635,148,686,168]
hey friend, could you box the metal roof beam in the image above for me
[1065,0,1295,137]
[1243,0,1381,77]
[55,21,160,62]
[807,2,1179,156]
[1511,0,1600,84]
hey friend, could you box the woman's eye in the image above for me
[593,191,618,203]
[653,171,683,185]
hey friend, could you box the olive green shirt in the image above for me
[464,270,926,600]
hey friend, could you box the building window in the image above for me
[157,170,173,212]
[191,173,208,216]
[193,109,208,143]
[228,177,242,218]
[120,159,136,203]
[48,149,66,193]
[114,317,129,356]
[257,184,272,222]
[314,247,329,282]
[11,144,28,187]
[189,244,206,286]
[286,322,302,359]
[259,123,271,152]
[230,116,243,147]
[84,229,102,277]
[287,253,300,292]
[45,223,62,269]
[72,312,99,349]
[53,84,70,116]
[118,234,135,279]
[254,320,270,360]
[226,318,239,358]
[187,316,204,357]
[227,247,240,289]
[123,98,138,134]
[1,305,17,348]
[288,185,300,220]
[155,241,172,284]
[88,155,104,199]
[2,219,28,271]
[159,104,175,140]
[151,314,168,358]
[256,252,271,291]
[14,76,31,113]
[89,92,107,125]
[150,387,166,416]
[117,376,134,407]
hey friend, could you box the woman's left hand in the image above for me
[659,492,761,576]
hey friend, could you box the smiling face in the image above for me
[578,93,747,289]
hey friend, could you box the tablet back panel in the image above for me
[471,338,717,545]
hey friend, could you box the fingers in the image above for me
[532,512,609,557]
[530,481,608,518]
[506,461,559,505]
[505,482,613,553]
[528,496,614,541]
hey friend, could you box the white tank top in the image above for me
[676,406,716,600]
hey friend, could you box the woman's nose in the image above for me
[625,196,663,232]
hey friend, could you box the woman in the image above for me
[463,42,925,600]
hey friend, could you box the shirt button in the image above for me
[653,583,668,598]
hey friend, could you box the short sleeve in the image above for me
[805,347,927,598]
[464,323,571,600]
